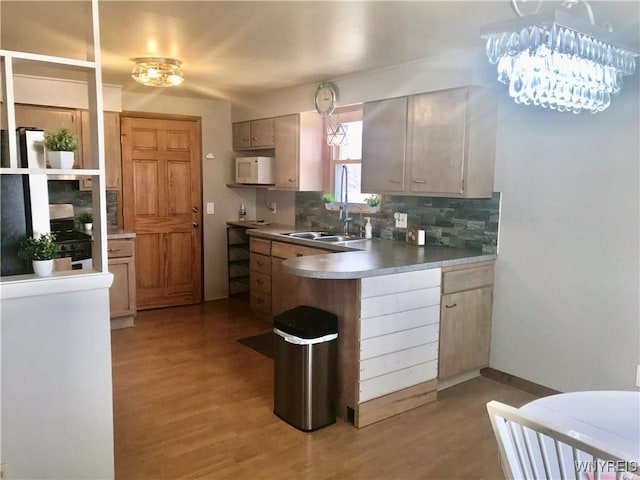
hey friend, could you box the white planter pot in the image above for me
[48,151,75,169]
[32,259,54,277]
[83,223,93,231]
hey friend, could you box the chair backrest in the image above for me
[487,401,633,480]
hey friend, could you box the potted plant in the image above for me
[79,212,94,231]
[322,192,335,210]
[44,127,78,169]
[364,194,381,212]
[18,233,58,277]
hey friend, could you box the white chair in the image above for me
[487,400,637,480]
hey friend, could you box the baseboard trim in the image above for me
[355,379,437,428]
[480,367,560,397]
[111,315,135,330]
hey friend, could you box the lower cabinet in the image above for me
[249,238,272,315]
[438,261,494,380]
[108,238,137,327]
[249,238,331,317]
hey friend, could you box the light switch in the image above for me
[206,202,214,214]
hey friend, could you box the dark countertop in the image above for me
[247,226,496,279]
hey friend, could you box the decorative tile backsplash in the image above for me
[295,192,500,253]
[48,181,118,228]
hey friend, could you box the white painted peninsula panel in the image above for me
[358,268,441,403]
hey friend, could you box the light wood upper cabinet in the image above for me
[361,87,497,198]
[361,97,408,193]
[233,118,275,150]
[14,104,82,168]
[80,110,121,191]
[273,112,323,191]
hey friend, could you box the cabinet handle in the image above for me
[445,303,458,309]
[389,179,402,183]
[107,248,121,253]
[412,179,426,184]
[252,136,259,141]
[288,178,295,182]
[296,253,303,257]
[257,279,264,285]
[256,297,264,304]
[242,137,250,142]
[257,260,264,267]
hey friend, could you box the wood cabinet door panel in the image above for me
[109,258,135,317]
[250,253,271,275]
[250,238,271,255]
[271,241,328,259]
[274,115,299,189]
[439,287,493,379]
[232,122,251,150]
[361,97,407,193]
[250,118,275,147]
[15,104,82,168]
[408,89,466,195]
[81,111,121,190]
[271,256,300,316]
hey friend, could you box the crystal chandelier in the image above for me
[326,123,348,146]
[131,57,184,87]
[482,0,638,113]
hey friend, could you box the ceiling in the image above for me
[1,1,638,102]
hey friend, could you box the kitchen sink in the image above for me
[286,231,362,242]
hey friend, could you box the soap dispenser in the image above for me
[364,217,372,239]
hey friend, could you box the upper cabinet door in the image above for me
[361,97,407,193]
[14,104,83,168]
[232,122,251,150]
[408,89,467,196]
[273,114,299,189]
[80,111,121,191]
[232,119,274,150]
[249,118,275,148]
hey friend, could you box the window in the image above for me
[327,106,370,205]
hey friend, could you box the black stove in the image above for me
[50,218,92,261]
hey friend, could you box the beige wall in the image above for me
[231,43,640,391]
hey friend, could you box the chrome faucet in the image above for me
[339,165,352,235]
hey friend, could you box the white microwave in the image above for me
[235,156,275,184]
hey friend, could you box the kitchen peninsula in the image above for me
[247,226,495,427]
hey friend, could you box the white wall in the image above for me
[1,284,114,479]
[233,47,640,391]
[491,75,640,391]
[121,92,255,300]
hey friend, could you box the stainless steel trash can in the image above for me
[273,305,338,431]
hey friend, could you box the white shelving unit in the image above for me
[0,0,109,284]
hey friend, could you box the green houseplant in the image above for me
[364,194,381,210]
[322,192,335,210]
[18,233,58,277]
[44,127,78,169]
[79,212,94,231]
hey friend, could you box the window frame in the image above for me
[323,104,380,213]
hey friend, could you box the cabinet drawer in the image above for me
[107,240,134,258]
[271,241,329,259]
[251,253,271,274]
[442,263,494,294]
[250,291,272,315]
[250,238,271,255]
[251,271,271,295]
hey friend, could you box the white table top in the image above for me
[520,391,640,462]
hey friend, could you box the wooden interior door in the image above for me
[121,115,202,309]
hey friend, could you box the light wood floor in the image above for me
[111,297,536,480]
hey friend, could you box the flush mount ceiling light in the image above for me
[326,123,348,146]
[131,57,184,87]
[482,0,638,113]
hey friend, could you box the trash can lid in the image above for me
[273,305,338,339]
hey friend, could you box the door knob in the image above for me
[193,222,200,228]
